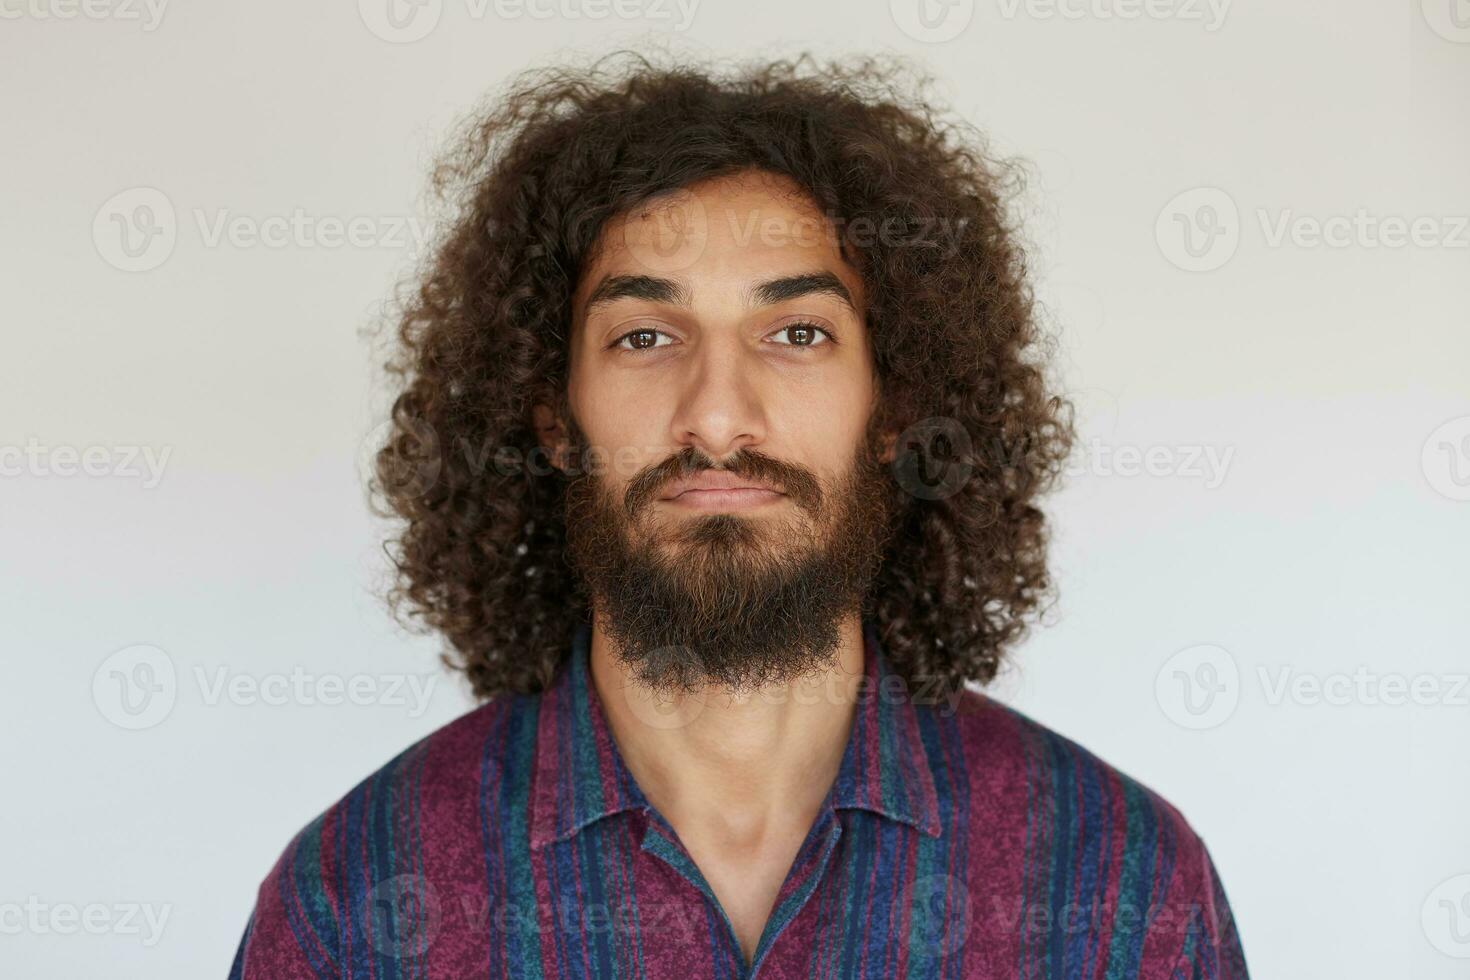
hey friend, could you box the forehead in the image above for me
[573,170,863,311]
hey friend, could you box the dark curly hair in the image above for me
[372,50,1075,701]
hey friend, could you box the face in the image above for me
[543,169,898,693]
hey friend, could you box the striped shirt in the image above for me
[229,621,1248,978]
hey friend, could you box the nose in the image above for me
[668,339,767,462]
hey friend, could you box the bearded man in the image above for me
[230,53,1247,979]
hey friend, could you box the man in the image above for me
[230,53,1247,978]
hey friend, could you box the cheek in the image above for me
[789,358,874,427]
[777,388,872,475]
[570,376,668,482]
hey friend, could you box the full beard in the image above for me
[562,430,897,696]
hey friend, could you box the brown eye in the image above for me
[769,321,834,348]
[613,328,673,351]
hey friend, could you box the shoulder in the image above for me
[229,693,540,978]
[931,689,1248,975]
[942,685,1202,847]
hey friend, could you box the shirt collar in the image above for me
[528,620,942,851]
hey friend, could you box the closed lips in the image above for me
[661,474,784,499]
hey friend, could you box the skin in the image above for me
[536,169,894,965]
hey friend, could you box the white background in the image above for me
[2,1,1467,976]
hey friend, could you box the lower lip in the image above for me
[661,488,786,511]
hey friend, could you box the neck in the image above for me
[588,611,866,848]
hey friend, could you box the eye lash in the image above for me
[607,321,837,352]
[607,327,671,351]
[772,320,837,346]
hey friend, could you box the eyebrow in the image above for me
[581,271,856,317]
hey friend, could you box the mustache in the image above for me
[623,446,823,516]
